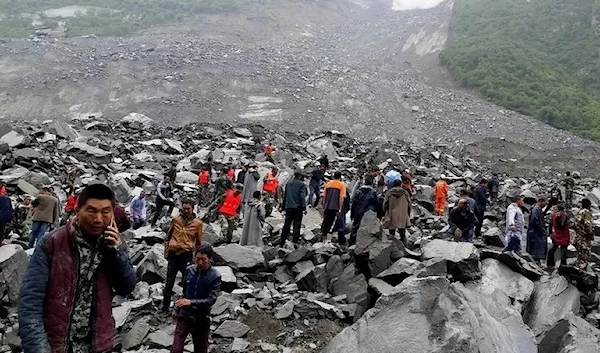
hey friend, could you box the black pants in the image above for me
[152,198,175,226]
[547,243,568,267]
[162,251,193,311]
[0,221,6,242]
[349,219,363,246]
[321,210,338,238]
[281,209,304,245]
[389,229,407,244]
[474,210,484,237]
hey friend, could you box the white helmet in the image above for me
[386,158,393,163]
[440,174,446,180]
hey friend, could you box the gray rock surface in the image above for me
[214,320,251,338]
[0,244,29,305]
[538,314,600,353]
[213,244,265,270]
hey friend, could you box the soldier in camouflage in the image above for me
[564,171,575,211]
[574,198,594,269]
[213,167,233,204]
[12,196,33,237]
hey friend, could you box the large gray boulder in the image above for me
[323,277,537,353]
[422,239,481,282]
[480,249,545,280]
[523,275,581,342]
[0,244,29,306]
[377,258,424,286]
[331,265,369,320]
[213,244,265,270]
[538,314,600,353]
[467,258,534,313]
[135,244,168,285]
[355,211,403,277]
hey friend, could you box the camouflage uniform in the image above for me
[564,177,575,210]
[213,176,233,203]
[262,191,278,218]
[219,214,238,243]
[574,208,593,269]
[11,204,32,237]
[197,184,210,207]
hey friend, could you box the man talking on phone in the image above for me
[18,183,136,353]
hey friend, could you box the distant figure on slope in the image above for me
[433,175,449,216]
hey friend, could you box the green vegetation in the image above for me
[0,0,241,38]
[441,0,600,140]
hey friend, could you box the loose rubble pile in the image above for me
[1,115,600,352]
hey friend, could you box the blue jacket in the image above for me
[351,186,382,222]
[178,265,222,320]
[474,185,487,213]
[0,195,13,223]
[283,177,307,210]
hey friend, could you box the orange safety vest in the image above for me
[227,169,235,180]
[263,172,279,194]
[434,180,448,198]
[265,145,274,156]
[219,189,242,216]
[198,171,210,185]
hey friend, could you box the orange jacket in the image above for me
[434,180,449,198]
[198,171,210,185]
[265,145,274,156]
[219,189,242,216]
[263,172,279,194]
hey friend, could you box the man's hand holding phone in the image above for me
[104,216,122,247]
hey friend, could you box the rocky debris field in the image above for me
[2,114,600,352]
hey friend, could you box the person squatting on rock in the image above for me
[217,184,243,243]
[448,198,477,242]
[130,190,147,230]
[308,164,325,207]
[321,171,347,241]
[574,198,594,269]
[197,166,211,207]
[547,203,570,270]
[280,169,307,245]
[151,175,175,227]
[503,195,525,254]
[350,175,382,246]
[564,171,575,211]
[382,179,412,245]
[170,244,222,353]
[29,186,60,248]
[526,198,548,264]
[163,199,204,312]
[0,192,13,242]
[18,184,136,353]
[262,167,279,218]
[240,191,266,247]
[433,175,449,216]
[473,179,488,238]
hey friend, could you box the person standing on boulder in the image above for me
[574,198,594,269]
[29,186,60,248]
[151,175,175,227]
[0,192,13,242]
[216,184,243,243]
[242,163,261,207]
[240,191,266,247]
[502,196,525,254]
[548,204,570,270]
[130,190,147,230]
[61,188,80,226]
[19,184,136,353]
[162,199,203,312]
[213,167,234,204]
[382,179,412,245]
[433,175,449,216]
[447,199,476,243]
[264,142,275,163]
[236,164,248,185]
[321,171,347,241]
[262,167,279,217]
[474,179,488,237]
[526,198,548,264]
[171,244,221,353]
[318,154,329,171]
[12,196,33,238]
[349,175,382,246]
[564,171,575,211]
[308,164,325,207]
[280,169,307,245]
[197,166,211,207]
[488,173,500,201]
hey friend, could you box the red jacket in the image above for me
[552,211,570,245]
[18,223,136,353]
[64,195,78,212]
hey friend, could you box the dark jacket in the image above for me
[236,170,247,185]
[351,186,382,223]
[449,207,476,231]
[283,177,307,210]
[474,185,487,213]
[18,224,136,353]
[114,205,131,233]
[310,169,325,187]
[0,195,13,223]
[178,265,222,320]
[318,156,329,170]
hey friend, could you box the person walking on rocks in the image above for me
[197,166,211,207]
[461,187,476,213]
[318,154,329,171]
[29,186,60,248]
[574,198,594,269]
[526,198,548,264]
[0,192,13,242]
[280,170,307,245]
[242,163,260,206]
[167,161,178,184]
[488,173,500,201]
[262,167,279,217]
[548,204,570,270]
[151,175,175,227]
[19,184,136,353]
[308,164,325,207]
[564,171,575,210]
[12,196,33,238]
[264,142,275,163]
[240,191,266,247]
[130,190,147,230]
[349,175,382,246]
[382,179,412,245]
[545,183,563,214]
[321,171,347,240]
[433,175,449,216]
[474,179,488,237]
[163,199,203,312]
[171,244,222,353]
[503,196,525,254]
[213,167,234,204]
[217,184,243,243]
[62,188,79,226]
[448,199,476,242]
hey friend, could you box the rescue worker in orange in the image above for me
[264,142,275,163]
[197,166,211,207]
[434,174,449,216]
[216,184,243,243]
[226,167,235,180]
[60,188,80,226]
[262,167,279,217]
